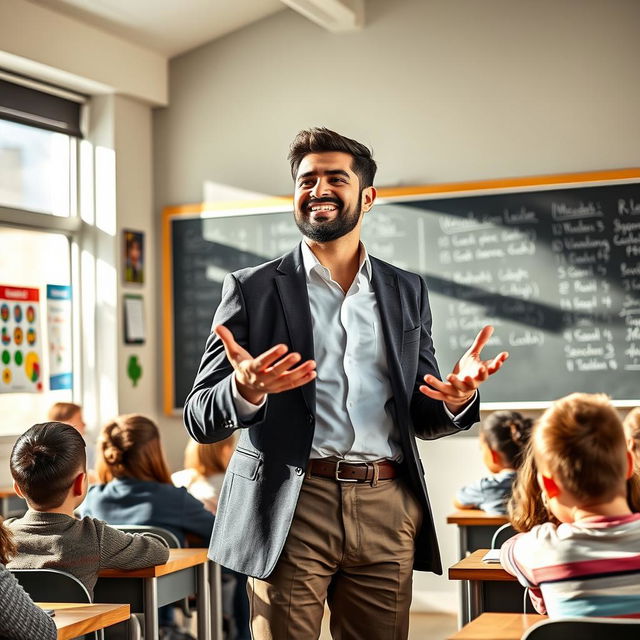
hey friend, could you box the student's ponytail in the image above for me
[482,411,533,470]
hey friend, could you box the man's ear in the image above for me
[542,474,561,499]
[13,480,24,499]
[361,186,377,212]
[72,472,86,496]
[626,450,635,480]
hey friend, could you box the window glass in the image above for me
[0,226,73,435]
[0,119,72,216]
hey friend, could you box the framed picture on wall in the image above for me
[123,229,144,284]
[123,294,145,344]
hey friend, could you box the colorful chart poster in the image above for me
[47,284,72,390]
[0,285,43,393]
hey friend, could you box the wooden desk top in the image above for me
[447,510,510,526]
[0,487,17,498]
[449,549,517,582]
[98,547,208,578]
[38,602,130,640]
[448,613,546,639]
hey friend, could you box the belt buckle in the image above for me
[335,460,358,483]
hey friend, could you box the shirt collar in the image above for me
[300,240,372,283]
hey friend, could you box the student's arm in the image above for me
[454,479,483,510]
[96,520,170,571]
[0,564,57,640]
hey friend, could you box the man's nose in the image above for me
[310,178,330,198]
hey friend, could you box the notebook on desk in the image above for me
[482,549,501,563]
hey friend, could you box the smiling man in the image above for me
[184,128,508,639]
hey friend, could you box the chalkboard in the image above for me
[164,171,640,413]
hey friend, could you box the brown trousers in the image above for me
[248,473,423,640]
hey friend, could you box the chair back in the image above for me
[490,522,516,549]
[523,617,640,639]
[111,524,181,548]
[10,568,101,639]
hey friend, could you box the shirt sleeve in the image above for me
[0,564,57,640]
[231,374,267,420]
[96,519,170,570]
[455,478,484,508]
[443,391,478,424]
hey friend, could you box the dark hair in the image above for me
[10,422,86,510]
[288,127,377,189]
[482,410,533,469]
[97,414,172,485]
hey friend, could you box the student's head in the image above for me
[480,411,532,473]
[48,402,85,436]
[533,393,633,523]
[97,414,172,485]
[10,422,87,510]
[623,407,640,461]
[184,439,235,477]
[288,127,377,243]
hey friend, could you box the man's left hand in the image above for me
[419,325,508,414]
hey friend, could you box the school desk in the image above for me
[37,602,130,640]
[0,486,26,518]
[95,548,211,640]
[449,549,534,625]
[447,612,546,640]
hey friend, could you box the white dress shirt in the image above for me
[231,241,475,461]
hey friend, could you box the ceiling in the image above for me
[29,0,287,58]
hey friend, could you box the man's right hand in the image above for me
[214,325,317,405]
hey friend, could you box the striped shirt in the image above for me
[501,513,640,618]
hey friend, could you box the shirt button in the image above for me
[295,467,303,476]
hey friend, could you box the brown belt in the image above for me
[308,459,401,483]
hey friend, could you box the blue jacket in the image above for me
[81,477,214,546]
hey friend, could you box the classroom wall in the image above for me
[152,0,640,609]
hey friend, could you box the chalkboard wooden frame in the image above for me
[162,168,640,415]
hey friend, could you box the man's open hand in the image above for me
[215,325,316,405]
[419,326,508,414]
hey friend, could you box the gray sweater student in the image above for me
[5,422,169,596]
[0,518,56,640]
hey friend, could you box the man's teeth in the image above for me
[309,205,337,212]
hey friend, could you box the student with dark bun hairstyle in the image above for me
[6,422,169,596]
[455,410,533,515]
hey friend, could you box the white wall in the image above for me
[152,0,640,609]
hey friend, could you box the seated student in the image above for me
[6,422,169,597]
[82,414,214,545]
[624,407,640,462]
[0,519,57,640]
[501,393,640,618]
[48,401,97,476]
[172,438,236,514]
[455,411,532,515]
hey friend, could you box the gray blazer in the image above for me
[184,245,479,578]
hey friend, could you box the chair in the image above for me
[490,522,516,549]
[11,567,103,640]
[523,617,640,639]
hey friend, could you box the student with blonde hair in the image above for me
[501,393,640,618]
[48,401,96,473]
[624,407,640,461]
[172,439,235,513]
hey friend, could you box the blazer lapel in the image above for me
[371,258,407,402]
[275,245,316,416]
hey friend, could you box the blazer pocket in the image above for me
[403,326,421,345]
[229,448,262,481]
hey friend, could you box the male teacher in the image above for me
[184,128,508,639]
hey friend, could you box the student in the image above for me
[172,439,236,514]
[6,422,169,597]
[0,519,57,640]
[48,401,96,473]
[455,411,532,515]
[82,414,215,545]
[624,407,640,461]
[501,393,640,618]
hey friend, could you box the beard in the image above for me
[294,192,363,243]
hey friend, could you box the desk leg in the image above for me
[457,528,469,629]
[208,562,223,640]
[144,576,159,640]
[468,580,483,622]
[197,560,211,640]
